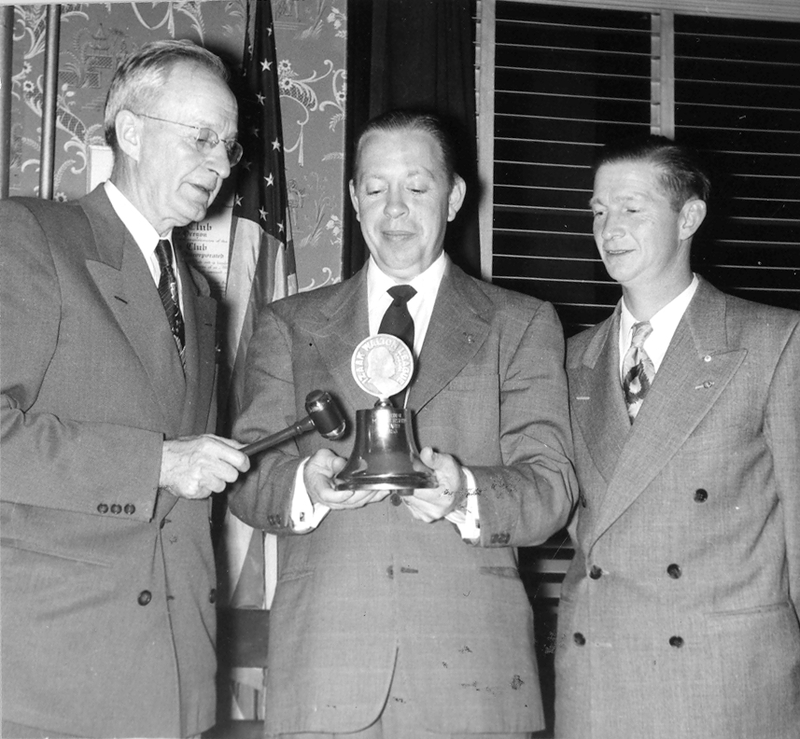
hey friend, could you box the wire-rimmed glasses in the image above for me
[134,112,243,166]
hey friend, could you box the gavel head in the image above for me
[305,390,346,440]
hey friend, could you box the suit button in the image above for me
[138,590,152,606]
[124,504,136,515]
[573,632,586,646]
[97,503,109,514]
[391,493,402,506]
[111,503,122,514]
[667,563,682,579]
[694,488,708,502]
[589,565,602,579]
[669,635,684,648]
[209,589,216,604]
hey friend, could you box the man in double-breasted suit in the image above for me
[0,41,249,738]
[229,110,577,738]
[555,135,800,738]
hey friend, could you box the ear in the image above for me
[115,110,142,163]
[447,175,467,222]
[679,198,707,240]
[348,179,361,222]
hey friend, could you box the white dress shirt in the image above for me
[618,274,699,381]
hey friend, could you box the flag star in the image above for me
[271,138,282,151]
[278,221,285,233]
[235,194,243,207]
[250,125,260,138]
[264,173,274,186]
[259,207,269,221]
[260,59,273,72]
[242,159,253,171]
[256,92,266,105]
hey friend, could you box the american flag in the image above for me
[222,0,297,614]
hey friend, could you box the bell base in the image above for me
[334,470,436,492]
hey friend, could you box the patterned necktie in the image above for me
[621,321,654,422]
[154,239,185,365]
[378,285,416,407]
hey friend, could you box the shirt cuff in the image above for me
[444,467,480,543]
[290,458,330,532]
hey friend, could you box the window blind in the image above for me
[675,15,800,311]
[490,3,652,337]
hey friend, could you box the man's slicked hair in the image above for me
[593,134,711,211]
[352,109,459,187]
[103,39,229,154]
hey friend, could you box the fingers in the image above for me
[304,449,392,509]
[402,495,442,523]
[160,435,251,500]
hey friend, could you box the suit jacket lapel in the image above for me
[411,262,490,412]
[590,279,747,543]
[81,187,186,430]
[570,307,630,491]
[305,269,376,414]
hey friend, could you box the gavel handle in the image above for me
[241,416,315,457]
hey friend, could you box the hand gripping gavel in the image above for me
[241,390,346,457]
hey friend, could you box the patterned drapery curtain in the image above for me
[343,0,479,279]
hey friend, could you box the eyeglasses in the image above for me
[134,112,243,166]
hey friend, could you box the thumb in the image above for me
[419,446,439,469]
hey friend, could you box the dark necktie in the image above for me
[154,239,185,365]
[621,321,654,422]
[378,285,416,407]
[379,285,416,353]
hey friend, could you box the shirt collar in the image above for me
[619,274,699,375]
[366,250,447,309]
[620,274,699,342]
[104,180,171,258]
[366,251,448,355]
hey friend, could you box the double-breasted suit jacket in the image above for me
[555,278,800,739]
[0,186,220,737]
[230,258,577,735]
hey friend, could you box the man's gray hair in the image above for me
[103,39,229,154]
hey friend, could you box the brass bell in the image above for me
[334,399,436,491]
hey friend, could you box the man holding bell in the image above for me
[228,109,577,739]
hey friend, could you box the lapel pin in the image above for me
[694,380,715,390]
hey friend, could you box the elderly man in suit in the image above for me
[0,40,250,738]
[228,109,577,738]
[555,135,800,738]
